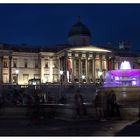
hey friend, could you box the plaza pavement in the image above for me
[0,116,137,136]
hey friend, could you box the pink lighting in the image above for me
[120,61,131,70]
[104,60,140,87]
[115,76,119,80]
[132,81,137,86]
[110,69,140,77]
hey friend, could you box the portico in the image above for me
[58,45,113,83]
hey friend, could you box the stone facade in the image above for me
[0,17,140,85]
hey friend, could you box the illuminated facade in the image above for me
[0,17,140,85]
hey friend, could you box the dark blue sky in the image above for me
[0,4,140,50]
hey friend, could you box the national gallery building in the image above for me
[0,17,140,85]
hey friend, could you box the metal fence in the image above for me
[0,84,97,106]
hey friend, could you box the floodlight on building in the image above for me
[98,71,103,77]
[115,76,119,81]
[15,69,19,74]
[15,69,19,84]
[60,70,63,75]
[132,81,137,86]
[32,81,36,85]
[81,75,85,80]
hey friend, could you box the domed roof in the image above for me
[68,17,91,37]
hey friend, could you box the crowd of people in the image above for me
[74,89,87,117]
[0,88,61,107]
[0,86,123,122]
[73,89,121,120]
[93,90,121,121]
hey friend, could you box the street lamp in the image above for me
[60,70,63,85]
[15,69,19,84]
[98,71,103,78]
[60,70,63,75]
[81,75,85,83]
[59,70,64,99]
[98,70,103,85]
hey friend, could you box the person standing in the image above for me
[0,93,4,115]
[105,91,112,118]
[109,90,121,118]
[94,92,105,121]
[138,95,140,119]
[74,90,86,117]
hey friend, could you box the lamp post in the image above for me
[15,69,19,85]
[59,70,63,98]
[60,70,63,85]
[81,75,85,83]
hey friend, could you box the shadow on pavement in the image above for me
[115,120,140,136]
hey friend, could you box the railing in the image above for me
[0,84,97,107]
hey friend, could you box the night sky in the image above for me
[0,4,140,50]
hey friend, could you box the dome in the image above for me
[68,17,91,37]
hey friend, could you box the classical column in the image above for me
[67,57,72,83]
[78,58,81,82]
[95,54,99,80]
[99,54,102,72]
[58,57,61,82]
[106,55,109,71]
[9,56,12,84]
[49,58,53,83]
[92,54,95,82]
[85,56,88,82]
[40,56,44,83]
[60,56,65,83]
[59,57,62,71]
[0,56,3,84]
[112,58,115,70]
[107,55,113,70]
[65,57,68,83]
[72,57,75,83]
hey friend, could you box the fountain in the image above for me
[98,61,140,119]
[104,61,140,87]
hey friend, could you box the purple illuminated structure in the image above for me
[104,61,140,87]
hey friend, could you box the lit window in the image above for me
[24,59,28,68]
[3,61,8,68]
[45,60,49,68]
[53,61,57,68]
[13,59,17,68]
[35,60,38,68]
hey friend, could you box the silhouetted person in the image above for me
[105,91,113,117]
[74,90,86,117]
[59,96,66,104]
[31,94,41,125]
[109,90,121,118]
[26,95,34,123]
[94,92,105,120]
[0,93,4,115]
[138,95,140,119]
